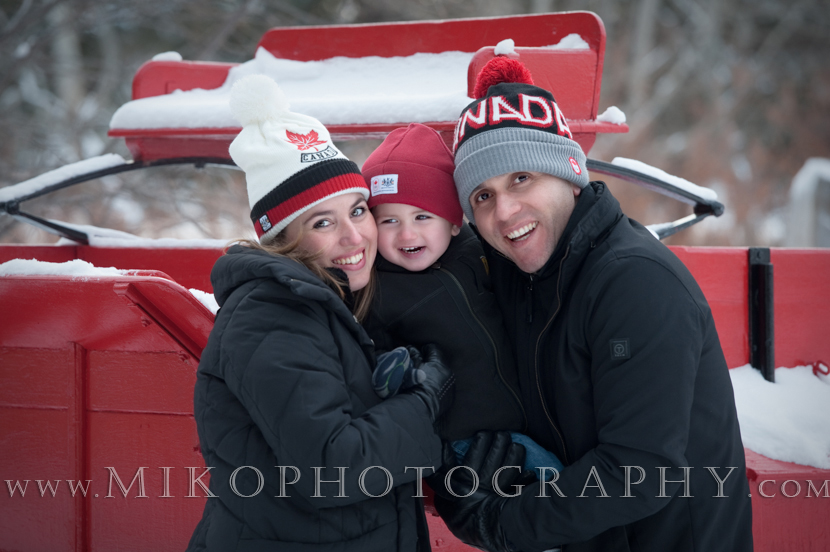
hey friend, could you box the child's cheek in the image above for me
[376,227,396,259]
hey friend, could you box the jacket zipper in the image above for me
[438,268,528,429]
[527,275,534,323]
[533,246,571,465]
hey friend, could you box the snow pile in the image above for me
[86,236,230,248]
[152,51,183,62]
[611,157,718,201]
[488,34,589,57]
[0,258,124,278]
[548,33,590,50]
[730,364,830,469]
[111,47,474,130]
[493,39,516,56]
[110,33,590,131]
[52,222,229,248]
[0,154,127,203]
[596,106,626,124]
[190,288,220,314]
[0,257,218,312]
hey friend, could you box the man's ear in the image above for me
[451,224,461,236]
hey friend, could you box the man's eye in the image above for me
[515,174,530,184]
[475,192,491,203]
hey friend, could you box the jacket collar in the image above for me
[212,245,360,324]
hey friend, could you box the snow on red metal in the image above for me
[108,12,628,161]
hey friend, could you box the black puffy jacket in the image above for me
[487,183,753,552]
[187,245,443,552]
[364,224,526,441]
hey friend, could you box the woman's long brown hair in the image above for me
[231,231,376,323]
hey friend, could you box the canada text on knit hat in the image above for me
[228,74,368,244]
[452,89,574,147]
[453,57,589,224]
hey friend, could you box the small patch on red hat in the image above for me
[569,157,582,175]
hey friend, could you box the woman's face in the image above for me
[283,193,377,291]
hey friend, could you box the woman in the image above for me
[187,75,450,552]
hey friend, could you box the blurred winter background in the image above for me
[1,0,828,247]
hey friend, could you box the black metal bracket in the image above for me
[586,158,725,240]
[6,206,91,245]
[748,248,775,382]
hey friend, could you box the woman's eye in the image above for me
[415,214,430,220]
[352,206,367,217]
[380,218,398,224]
[313,219,332,229]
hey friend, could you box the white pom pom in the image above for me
[229,74,289,126]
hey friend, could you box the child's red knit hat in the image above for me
[362,123,463,227]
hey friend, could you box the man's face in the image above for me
[469,171,581,273]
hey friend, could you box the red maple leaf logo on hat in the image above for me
[285,129,327,151]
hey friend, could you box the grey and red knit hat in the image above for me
[452,57,589,223]
[228,74,369,244]
[362,123,463,227]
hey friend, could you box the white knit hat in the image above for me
[228,74,369,244]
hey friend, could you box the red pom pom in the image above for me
[473,57,535,99]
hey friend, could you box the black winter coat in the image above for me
[187,246,443,552]
[364,224,526,441]
[487,183,753,552]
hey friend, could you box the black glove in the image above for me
[400,344,454,424]
[431,431,531,552]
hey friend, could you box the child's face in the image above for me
[373,203,461,272]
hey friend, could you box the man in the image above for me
[433,57,753,551]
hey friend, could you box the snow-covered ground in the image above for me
[730,364,830,469]
[2,256,828,470]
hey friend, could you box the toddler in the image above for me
[362,123,562,475]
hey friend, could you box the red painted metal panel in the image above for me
[87,350,197,414]
[669,246,750,368]
[468,47,601,120]
[0,275,211,552]
[120,134,236,163]
[0,244,78,264]
[1,276,193,353]
[427,511,476,551]
[131,60,235,99]
[109,12,621,162]
[0,245,222,293]
[770,248,830,369]
[3,245,830,551]
[257,12,604,60]
[78,246,223,293]
[745,449,830,552]
[86,412,206,552]
[112,120,626,161]
[0,347,76,551]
